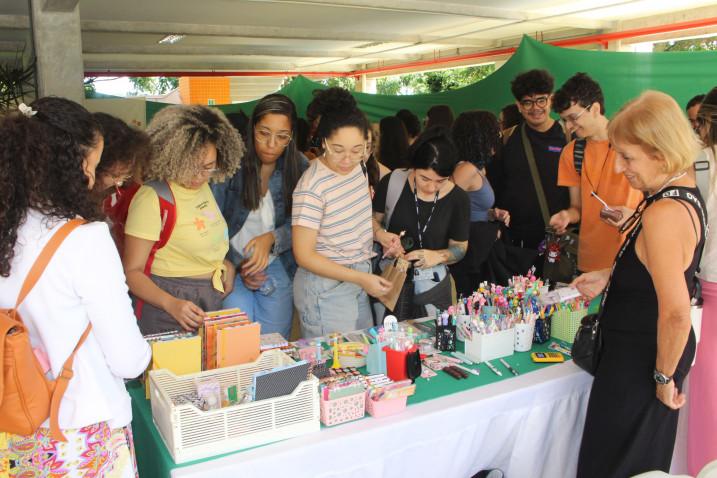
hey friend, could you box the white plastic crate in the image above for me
[148,349,320,464]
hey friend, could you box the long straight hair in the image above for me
[241,94,302,212]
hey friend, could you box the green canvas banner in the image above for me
[144,35,717,124]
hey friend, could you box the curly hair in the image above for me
[0,97,104,277]
[452,110,501,170]
[510,69,554,100]
[500,103,522,129]
[93,112,151,183]
[311,87,369,142]
[700,87,717,148]
[552,72,605,115]
[145,105,244,183]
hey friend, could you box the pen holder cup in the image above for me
[464,327,515,363]
[456,315,471,342]
[514,322,535,352]
[533,316,551,344]
[550,308,588,344]
[320,392,366,427]
[384,345,417,381]
[366,341,388,375]
[366,394,408,418]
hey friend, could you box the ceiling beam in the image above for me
[83,43,423,60]
[0,15,30,29]
[0,40,26,52]
[42,0,80,12]
[79,19,493,47]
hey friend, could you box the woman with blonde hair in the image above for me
[573,91,706,477]
[124,105,245,334]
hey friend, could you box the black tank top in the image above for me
[601,186,707,333]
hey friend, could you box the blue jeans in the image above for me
[294,261,373,339]
[222,259,294,339]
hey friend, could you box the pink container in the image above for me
[365,394,408,418]
[320,392,365,426]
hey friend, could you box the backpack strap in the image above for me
[49,323,92,442]
[10,218,93,442]
[520,123,551,225]
[134,181,177,319]
[573,139,587,176]
[383,168,410,230]
[14,219,86,312]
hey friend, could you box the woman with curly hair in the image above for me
[292,87,395,337]
[124,105,245,334]
[212,94,308,339]
[91,112,153,256]
[0,97,150,476]
[450,110,510,295]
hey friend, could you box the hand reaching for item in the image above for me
[167,298,206,331]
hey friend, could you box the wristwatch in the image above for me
[653,369,673,385]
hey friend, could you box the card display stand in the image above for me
[320,392,366,426]
[464,328,515,363]
[149,349,320,464]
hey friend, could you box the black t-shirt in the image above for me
[487,121,569,248]
[373,172,470,252]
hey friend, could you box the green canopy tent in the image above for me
[144,35,717,124]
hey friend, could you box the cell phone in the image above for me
[530,352,565,363]
[600,207,624,222]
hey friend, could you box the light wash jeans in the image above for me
[294,260,373,339]
[222,259,294,339]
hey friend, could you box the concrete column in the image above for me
[30,0,84,102]
[355,74,377,94]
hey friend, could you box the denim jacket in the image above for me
[212,152,309,278]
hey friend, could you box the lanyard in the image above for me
[413,176,439,249]
[583,144,612,196]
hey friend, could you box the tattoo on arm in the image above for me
[445,244,467,264]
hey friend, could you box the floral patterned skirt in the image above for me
[0,422,137,478]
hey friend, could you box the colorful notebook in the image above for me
[216,322,261,368]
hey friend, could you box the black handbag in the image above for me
[571,312,602,375]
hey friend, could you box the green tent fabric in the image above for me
[144,35,717,124]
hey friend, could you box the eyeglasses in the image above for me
[107,172,133,186]
[563,104,592,124]
[519,96,549,110]
[192,165,220,178]
[323,141,367,161]
[254,128,292,147]
[618,199,647,234]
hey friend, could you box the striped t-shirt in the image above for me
[292,159,374,265]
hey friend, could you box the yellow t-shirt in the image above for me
[125,182,229,291]
[558,139,643,272]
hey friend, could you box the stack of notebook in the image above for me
[201,308,260,370]
[144,330,202,398]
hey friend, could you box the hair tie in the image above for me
[18,103,37,118]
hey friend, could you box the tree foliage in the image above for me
[652,35,717,52]
[376,64,495,95]
[129,76,179,96]
[319,76,356,91]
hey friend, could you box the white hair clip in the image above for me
[18,103,37,118]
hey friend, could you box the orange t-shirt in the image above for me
[558,139,643,272]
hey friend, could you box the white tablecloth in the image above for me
[173,362,594,478]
